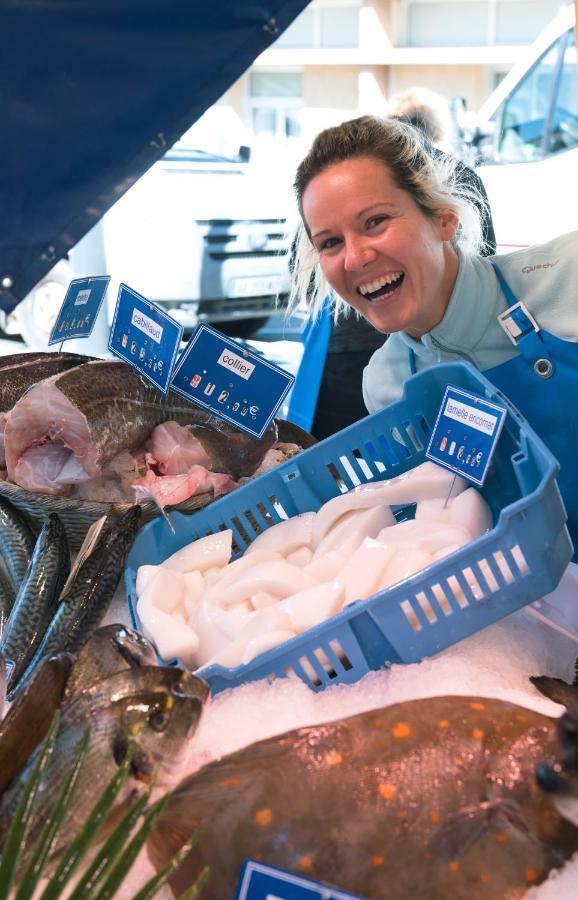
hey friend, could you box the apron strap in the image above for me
[491,262,554,372]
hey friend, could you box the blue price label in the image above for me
[171,324,294,439]
[48,275,110,345]
[108,283,183,395]
[235,860,364,900]
[426,385,507,486]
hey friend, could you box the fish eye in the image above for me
[171,680,188,698]
[149,711,169,732]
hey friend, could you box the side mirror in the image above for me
[238,145,251,163]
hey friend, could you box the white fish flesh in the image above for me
[312,506,394,558]
[415,487,492,539]
[213,560,318,609]
[311,461,466,546]
[244,512,315,557]
[279,580,343,632]
[339,538,395,605]
[162,531,233,574]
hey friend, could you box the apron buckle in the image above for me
[498,301,540,346]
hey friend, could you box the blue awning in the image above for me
[0,0,309,311]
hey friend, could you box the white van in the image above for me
[4,109,292,350]
[464,3,577,252]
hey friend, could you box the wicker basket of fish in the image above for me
[0,352,314,548]
[125,361,573,694]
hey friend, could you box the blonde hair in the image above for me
[289,115,485,321]
[387,87,454,149]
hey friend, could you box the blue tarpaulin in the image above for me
[0,0,310,311]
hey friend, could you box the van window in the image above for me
[495,35,563,162]
[547,28,578,154]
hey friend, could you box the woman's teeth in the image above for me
[358,272,404,301]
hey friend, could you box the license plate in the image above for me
[229,276,282,298]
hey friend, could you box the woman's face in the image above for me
[301,156,460,338]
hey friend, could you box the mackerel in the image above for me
[1,513,70,688]
[0,495,36,595]
[10,506,142,698]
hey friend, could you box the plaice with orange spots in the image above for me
[148,694,578,899]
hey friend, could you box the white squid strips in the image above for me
[136,567,185,615]
[136,591,200,666]
[376,521,472,555]
[339,538,395,606]
[311,461,466,546]
[200,607,295,669]
[162,529,233,574]
[213,560,318,609]
[312,506,394,558]
[243,512,315,558]
[279,580,344,633]
[378,547,435,592]
[415,488,493,540]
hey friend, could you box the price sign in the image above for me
[108,283,183,395]
[171,324,294,439]
[235,860,364,900]
[48,275,110,345]
[426,385,507,486]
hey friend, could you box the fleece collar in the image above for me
[399,251,504,361]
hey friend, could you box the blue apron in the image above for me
[409,262,578,559]
[286,298,332,432]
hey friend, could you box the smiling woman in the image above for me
[289,113,578,558]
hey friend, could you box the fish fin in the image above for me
[428,799,545,859]
[0,653,73,796]
[530,675,578,708]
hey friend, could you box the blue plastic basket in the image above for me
[125,361,573,693]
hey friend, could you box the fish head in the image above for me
[110,666,210,784]
[112,625,158,668]
[536,705,578,826]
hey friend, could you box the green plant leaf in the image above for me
[14,726,90,900]
[0,710,61,900]
[175,867,210,900]
[130,828,201,900]
[67,788,152,899]
[38,751,132,900]
[90,794,170,900]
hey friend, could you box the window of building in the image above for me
[402,0,557,47]
[248,71,304,158]
[274,0,361,49]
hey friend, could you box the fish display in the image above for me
[0,351,89,470]
[0,513,70,684]
[0,665,210,865]
[2,357,284,504]
[135,461,492,669]
[148,689,578,899]
[10,506,143,699]
[0,624,159,797]
[0,495,35,595]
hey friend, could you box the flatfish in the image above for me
[149,693,578,900]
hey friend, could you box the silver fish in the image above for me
[1,514,70,688]
[9,506,142,699]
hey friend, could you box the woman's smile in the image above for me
[302,155,459,337]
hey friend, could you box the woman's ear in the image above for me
[438,209,460,241]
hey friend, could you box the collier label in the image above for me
[171,324,294,439]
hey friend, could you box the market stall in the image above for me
[2,2,578,899]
